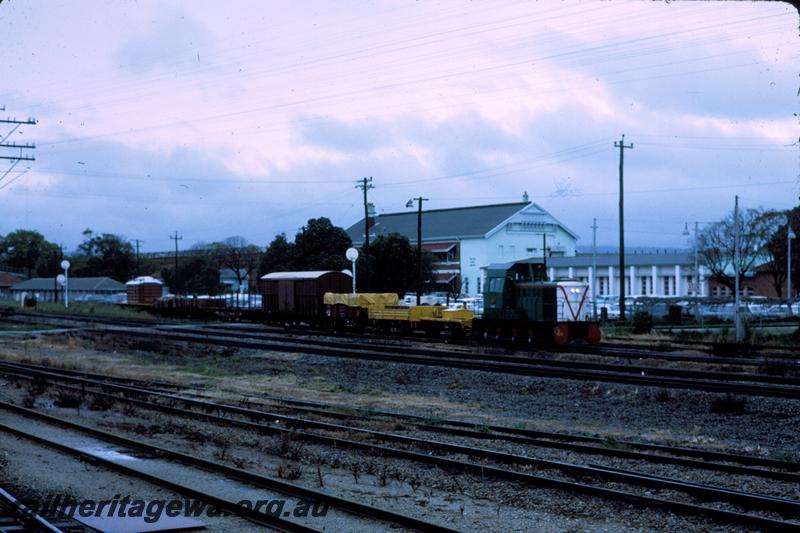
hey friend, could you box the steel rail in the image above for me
[191,324,800,372]
[0,420,318,533]
[8,310,800,369]
[85,326,800,398]
[5,358,799,476]
[250,392,800,472]
[572,344,800,368]
[3,395,798,529]
[8,307,800,360]
[0,403,451,533]
[0,487,64,533]
[2,365,799,526]
[4,359,798,483]
[248,398,800,483]
[11,313,800,385]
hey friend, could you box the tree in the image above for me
[697,207,775,292]
[755,209,795,298]
[359,233,436,295]
[293,217,352,271]
[161,256,221,295]
[209,236,261,290]
[762,206,800,299]
[0,229,61,278]
[73,229,136,281]
[259,233,296,275]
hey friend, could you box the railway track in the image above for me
[7,308,800,361]
[1,361,798,530]
[6,311,800,397]
[4,357,798,478]
[0,404,453,532]
[183,324,800,381]
[0,487,66,533]
[95,325,800,398]
[6,309,800,368]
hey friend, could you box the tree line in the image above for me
[0,217,435,297]
[697,205,800,298]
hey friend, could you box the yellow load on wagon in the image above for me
[369,304,440,322]
[323,292,399,308]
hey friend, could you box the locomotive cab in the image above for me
[477,258,599,345]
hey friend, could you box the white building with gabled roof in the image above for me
[346,195,578,296]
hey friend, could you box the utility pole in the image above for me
[787,225,795,311]
[614,134,633,321]
[133,239,143,277]
[591,218,598,321]
[734,196,742,342]
[355,177,374,291]
[170,232,182,295]
[0,113,36,190]
[407,197,429,305]
[542,233,548,275]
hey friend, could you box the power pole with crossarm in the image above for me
[170,232,182,294]
[614,134,633,321]
[0,112,37,190]
[356,177,374,291]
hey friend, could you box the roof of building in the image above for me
[11,277,126,292]
[546,252,695,268]
[260,271,349,280]
[0,271,26,288]
[125,276,163,286]
[347,201,541,244]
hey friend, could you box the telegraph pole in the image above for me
[591,218,598,321]
[734,196,742,342]
[542,233,548,274]
[407,197,429,305]
[355,177,374,291]
[170,232,182,294]
[614,134,633,321]
[0,113,36,190]
[133,239,143,277]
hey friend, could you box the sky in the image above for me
[0,0,797,253]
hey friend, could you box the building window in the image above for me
[598,277,607,296]
[509,245,515,258]
[686,275,693,295]
[526,248,535,254]
[463,278,469,294]
[663,276,675,296]
[625,278,631,294]
[498,245,504,257]
[641,277,650,295]
[477,277,481,294]
[712,285,731,297]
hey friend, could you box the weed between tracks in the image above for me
[709,394,748,415]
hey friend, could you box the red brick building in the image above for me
[707,262,785,298]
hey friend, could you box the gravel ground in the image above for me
[2,332,799,531]
[0,379,727,532]
[0,427,258,532]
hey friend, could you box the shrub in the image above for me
[54,390,84,408]
[632,310,653,334]
[710,394,747,415]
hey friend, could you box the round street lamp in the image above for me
[346,247,359,294]
[60,259,71,309]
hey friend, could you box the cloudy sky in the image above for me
[1,1,797,253]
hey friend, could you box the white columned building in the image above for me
[546,251,705,299]
[346,196,579,297]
